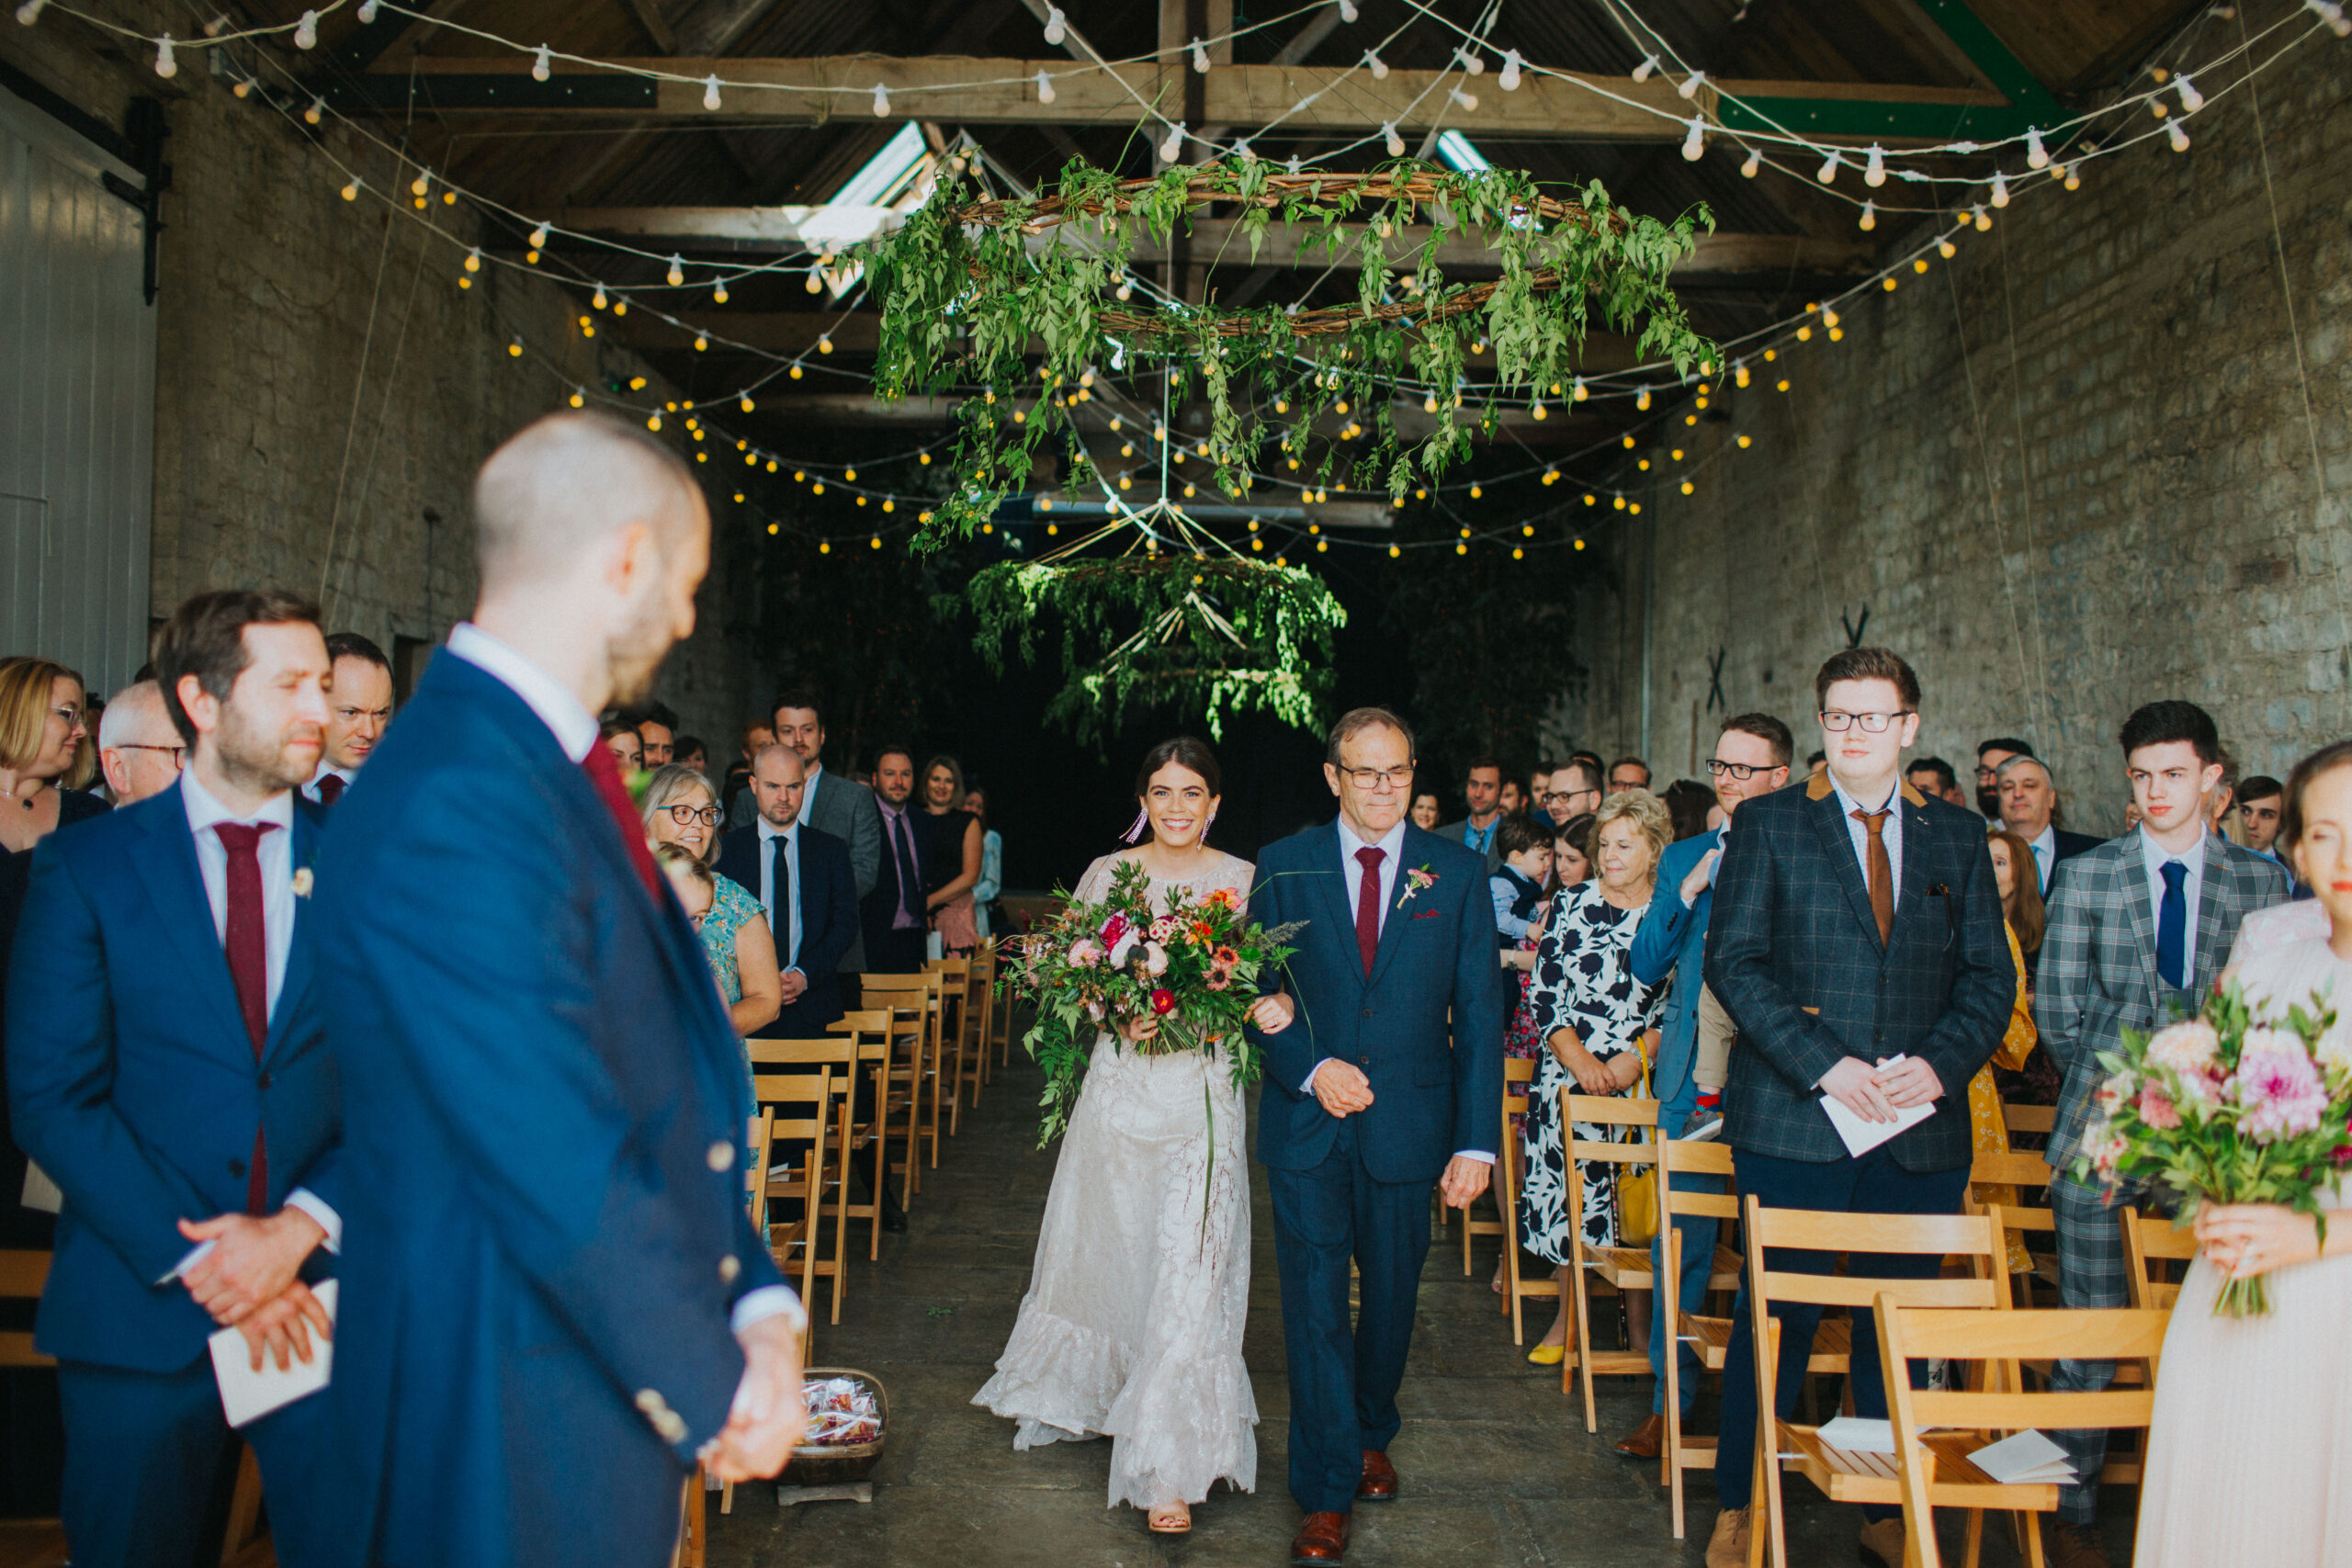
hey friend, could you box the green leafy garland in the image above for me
[858,157,1718,542]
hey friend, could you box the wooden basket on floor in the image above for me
[787,1368,890,1487]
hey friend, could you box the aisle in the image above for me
[707,1056,2057,1567]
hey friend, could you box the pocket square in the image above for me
[1411,908,1442,920]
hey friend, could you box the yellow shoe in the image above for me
[1525,1341,1566,1366]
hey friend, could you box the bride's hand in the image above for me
[1118,1012,1162,1043]
[1249,994,1295,1034]
[2195,1202,2321,1280]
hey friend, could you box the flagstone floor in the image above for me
[707,1055,2141,1567]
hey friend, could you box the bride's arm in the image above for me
[2194,1202,2352,1279]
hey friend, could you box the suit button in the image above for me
[1358,1055,1371,1066]
[707,1141,736,1172]
[1873,1031,1885,1043]
[227,1158,246,1178]
[719,1256,741,1283]
[257,1071,273,1090]
[1362,1009,1374,1019]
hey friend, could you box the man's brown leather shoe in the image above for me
[2044,1519,2114,1568]
[1356,1450,1398,1502]
[1290,1511,1351,1565]
[1612,1412,1666,1460]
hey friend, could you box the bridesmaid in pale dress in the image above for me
[2134,739,2352,1567]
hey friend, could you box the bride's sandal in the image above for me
[1148,1501,1193,1534]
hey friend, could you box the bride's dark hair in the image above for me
[1135,736,1221,798]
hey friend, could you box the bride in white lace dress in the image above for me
[975,738,1295,1535]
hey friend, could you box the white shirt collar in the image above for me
[2139,822,2207,881]
[1827,774,1899,819]
[179,767,296,836]
[308,761,357,787]
[1337,815,1409,861]
[756,814,796,843]
[2028,823,2056,857]
[445,622,599,763]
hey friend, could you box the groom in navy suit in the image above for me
[9,589,344,1568]
[1250,707,1506,1566]
[311,413,805,1568]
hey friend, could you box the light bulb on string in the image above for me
[1632,53,1657,82]
[304,96,324,125]
[1498,50,1521,90]
[1339,0,1358,19]
[2177,74,2203,112]
[532,44,551,82]
[694,333,708,351]
[340,175,360,200]
[153,34,176,77]
[1042,6,1065,44]
[529,222,549,249]
[871,83,890,116]
[2310,1,2351,38]
[805,268,823,294]
[702,74,721,111]
[1190,37,1209,73]
[1363,51,1388,79]
[1678,69,1704,99]
[1234,138,1255,164]
[2167,118,2190,152]
[1035,70,1055,104]
[1635,387,1651,412]
[507,337,523,358]
[1815,148,1841,184]
[356,0,378,19]
[569,387,585,407]
[463,246,481,273]
[2025,127,2048,167]
[1573,376,1589,401]
[1159,121,1185,163]
[1449,86,1478,111]
[818,334,833,355]
[1863,144,1885,186]
[1680,117,1705,161]
[293,9,317,49]
[1990,169,2010,208]
[1972,204,1992,231]
[1383,122,1404,157]
[666,254,684,286]
[412,170,431,198]
[2064,164,2081,191]
[592,284,607,309]
[1939,237,1958,258]
[1858,200,1876,231]
[1740,146,1760,178]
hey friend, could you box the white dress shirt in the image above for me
[2139,824,2208,984]
[444,624,800,1336]
[754,817,806,975]
[169,772,339,1272]
[1308,818,1492,1166]
[1828,775,1905,903]
[2026,823,2059,897]
[302,761,357,804]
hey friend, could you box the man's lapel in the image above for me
[132,788,251,1060]
[1365,828,1427,990]
[2117,835,2165,998]
[1804,773,1886,948]
[2188,832,2236,995]
[1891,789,1933,943]
[264,806,320,1063]
[1314,824,1365,987]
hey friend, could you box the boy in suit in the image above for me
[2034,701,2287,1568]
[1700,649,2014,1568]
[9,589,344,1568]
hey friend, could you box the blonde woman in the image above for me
[1518,790,1670,1362]
[641,763,779,1037]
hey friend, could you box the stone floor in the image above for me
[709,1057,2141,1567]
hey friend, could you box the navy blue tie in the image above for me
[2155,860,2188,989]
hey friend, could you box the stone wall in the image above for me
[2,15,769,743]
[1572,18,2352,834]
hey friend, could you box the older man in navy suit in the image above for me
[312,413,804,1568]
[1249,707,1506,1567]
[1699,649,2014,1568]
[9,589,344,1568]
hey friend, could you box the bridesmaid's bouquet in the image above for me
[1006,859,1300,1144]
[2076,979,2352,1315]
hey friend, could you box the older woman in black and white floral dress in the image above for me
[1517,790,1672,1363]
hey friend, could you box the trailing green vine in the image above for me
[858,157,1717,544]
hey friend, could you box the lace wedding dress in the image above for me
[974,850,1259,1510]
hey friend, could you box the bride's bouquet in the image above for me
[2076,979,2352,1315]
[1008,859,1300,1144]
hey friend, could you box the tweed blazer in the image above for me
[1703,772,2016,1171]
[2035,829,2288,1170]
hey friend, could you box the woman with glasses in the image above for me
[640,763,780,1037]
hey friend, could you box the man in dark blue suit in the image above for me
[311,413,805,1568]
[1249,707,1506,1566]
[1698,649,2014,1568]
[9,588,345,1568]
[863,745,929,974]
[713,743,858,1034]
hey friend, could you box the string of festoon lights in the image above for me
[74,0,2347,563]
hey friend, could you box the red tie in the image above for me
[214,822,276,1214]
[314,773,345,806]
[1354,845,1385,976]
[582,742,663,900]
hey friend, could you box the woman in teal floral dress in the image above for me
[641,764,781,1037]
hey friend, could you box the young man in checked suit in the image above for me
[2033,701,2286,1568]
[1699,648,2015,1568]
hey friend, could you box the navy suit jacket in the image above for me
[713,821,858,1032]
[311,651,785,1568]
[6,784,340,1372]
[1249,822,1506,1185]
[1628,823,1725,1108]
[1703,773,2014,1172]
[2046,828,2104,894]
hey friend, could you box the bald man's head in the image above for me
[471,412,703,591]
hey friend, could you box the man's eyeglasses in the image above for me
[116,743,185,768]
[1336,765,1416,792]
[659,804,724,827]
[1818,710,1913,734]
[1542,788,1600,807]
[1705,758,1775,781]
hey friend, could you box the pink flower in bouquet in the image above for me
[2082,1118,2128,1180]
[2147,1019,2222,1076]
[2136,1085,2182,1130]
[1204,969,1232,991]
[1148,915,1181,942]
[1068,938,1102,968]
[2097,1072,2136,1115]
[1143,941,1169,976]
[2237,1035,2329,1142]
[1150,988,1176,1016]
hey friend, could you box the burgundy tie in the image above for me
[582,742,663,901]
[214,822,276,1214]
[1354,845,1385,977]
[314,773,345,806]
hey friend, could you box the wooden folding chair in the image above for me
[1657,1135,1739,1539]
[1460,1073,1510,1280]
[748,1042,854,1324]
[749,1062,834,1360]
[1559,1090,1661,1429]
[2002,1102,2057,1141]
[859,972,947,1179]
[2121,1207,2199,1311]
[826,1010,899,1256]
[967,941,1000,1092]
[989,935,1022,1068]
[1879,1303,2168,1568]
[1496,1057,1558,1345]
[926,955,983,1127]
[1745,1201,2008,1568]
[1969,1146,2057,1307]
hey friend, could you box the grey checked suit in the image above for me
[2034,828,2286,1519]
[799,766,882,974]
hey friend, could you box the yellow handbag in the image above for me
[1615,1038,1660,1247]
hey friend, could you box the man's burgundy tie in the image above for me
[582,742,663,901]
[1353,845,1385,976]
[314,773,345,806]
[214,822,276,1214]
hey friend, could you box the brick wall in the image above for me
[3,16,769,744]
[1572,22,2352,835]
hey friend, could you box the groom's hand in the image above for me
[703,1313,806,1482]
[1439,1155,1490,1210]
[1310,1060,1374,1117]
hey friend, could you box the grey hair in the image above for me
[639,763,719,863]
[96,680,170,750]
[1995,753,2053,789]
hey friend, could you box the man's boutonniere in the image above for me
[291,867,315,898]
[1397,863,1438,910]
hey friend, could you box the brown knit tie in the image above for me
[1852,807,1893,945]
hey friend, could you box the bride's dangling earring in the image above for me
[1121,806,1150,843]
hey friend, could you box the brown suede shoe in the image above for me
[1858,1516,1905,1568]
[1703,1506,1750,1568]
[1356,1449,1398,1503]
[1290,1511,1351,1565]
[1612,1412,1666,1460]
[2044,1519,2114,1568]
